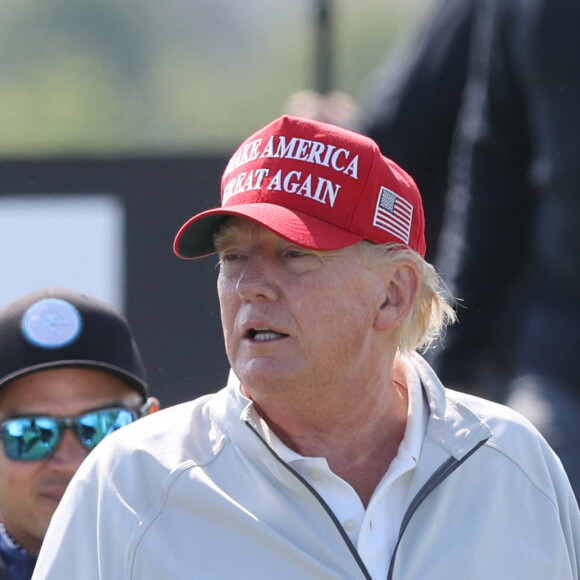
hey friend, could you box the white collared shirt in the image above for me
[248,361,428,580]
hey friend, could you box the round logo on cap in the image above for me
[21,298,83,349]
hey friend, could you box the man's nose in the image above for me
[235,255,279,302]
[47,428,89,472]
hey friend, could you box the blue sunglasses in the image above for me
[0,405,146,461]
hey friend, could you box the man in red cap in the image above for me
[34,117,580,579]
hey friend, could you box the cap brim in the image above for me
[174,203,364,259]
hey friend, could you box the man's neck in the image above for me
[248,369,409,507]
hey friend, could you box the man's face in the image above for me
[0,367,142,554]
[216,218,387,406]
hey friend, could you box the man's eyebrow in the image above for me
[214,233,235,251]
[214,225,244,249]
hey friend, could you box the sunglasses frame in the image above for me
[0,402,149,461]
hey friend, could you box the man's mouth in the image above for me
[247,327,287,341]
[39,483,69,503]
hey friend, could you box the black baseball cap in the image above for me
[0,288,148,400]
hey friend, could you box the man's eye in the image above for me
[287,247,318,259]
[219,253,241,262]
[287,250,307,258]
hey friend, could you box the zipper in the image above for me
[386,438,489,580]
[245,420,373,580]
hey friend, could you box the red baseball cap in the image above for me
[174,115,426,259]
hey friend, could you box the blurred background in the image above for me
[0,0,427,156]
[0,0,432,406]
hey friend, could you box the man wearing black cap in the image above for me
[0,288,159,580]
[34,117,579,579]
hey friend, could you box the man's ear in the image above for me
[374,262,420,331]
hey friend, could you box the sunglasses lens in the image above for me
[76,409,136,451]
[1,417,60,461]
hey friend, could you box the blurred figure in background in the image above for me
[435,0,580,495]
[0,288,159,580]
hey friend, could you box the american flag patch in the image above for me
[373,187,413,244]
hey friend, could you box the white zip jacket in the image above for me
[32,353,580,580]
